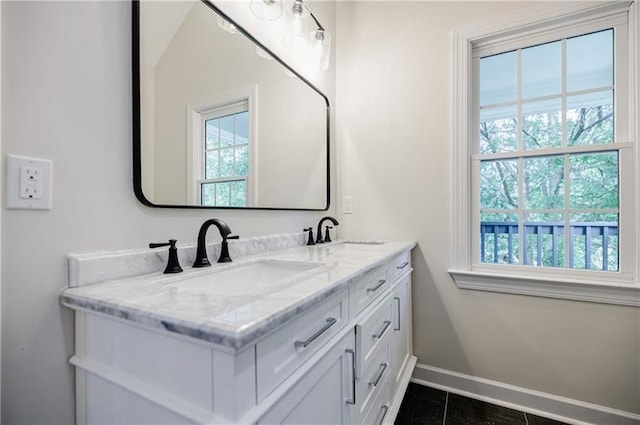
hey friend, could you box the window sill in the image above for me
[448,269,640,307]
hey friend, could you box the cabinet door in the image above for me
[258,331,355,425]
[391,276,412,393]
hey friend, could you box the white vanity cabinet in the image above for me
[64,243,416,425]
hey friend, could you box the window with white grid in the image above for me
[450,2,639,305]
[474,28,627,271]
[199,100,250,207]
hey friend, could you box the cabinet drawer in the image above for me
[360,374,390,425]
[355,294,393,377]
[353,264,389,315]
[353,341,390,423]
[256,289,349,402]
[388,251,411,284]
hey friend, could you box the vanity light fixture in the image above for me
[250,0,331,71]
[307,7,331,71]
[309,28,330,70]
[282,0,311,50]
[250,0,283,21]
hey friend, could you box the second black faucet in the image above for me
[316,216,339,244]
[193,218,239,267]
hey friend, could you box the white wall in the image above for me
[0,1,335,424]
[336,1,640,414]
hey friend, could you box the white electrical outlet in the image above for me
[6,154,53,210]
[19,166,44,199]
[343,196,353,214]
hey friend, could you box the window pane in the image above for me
[569,152,618,209]
[220,115,234,147]
[480,51,517,105]
[567,30,613,92]
[205,151,219,179]
[235,111,249,144]
[205,119,220,150]
[479,105,517,153]
[480,213,519,265]
[522,98,562,150]
[235,146,249,176]
[570,213,618,271]
[230,181,247,207]
[522,41,561,99]
[567,90,613,146]
[523,213,565,267]
[216,182,231,206]
[524,156,564,210]
[201,183,216,206]
[525,212,563,223]
[219,148,235,177]
[480,160,518,210]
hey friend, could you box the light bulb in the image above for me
[282,0,310,50]
[310,29,331,70]
[250,0,282,21]
[289,0,310,19]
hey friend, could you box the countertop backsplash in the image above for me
[67,232,308,288]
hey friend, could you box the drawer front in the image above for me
[353,341,390,422]
[355,294,393,377]
[388,251,411,284]
[359,373,390,425]
[256,289,349,402]
[354,265,389,315]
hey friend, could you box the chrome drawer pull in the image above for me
[376,405,389,425]
[367,279,386,294]
[372,320,391,339]
[394,297,401,331]
[397,261,409,270]
[295,317,337,348]
[368,362,388,387]
[345,349,356,405]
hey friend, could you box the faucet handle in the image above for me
[324,226,334,243]
[149,239,174,249]
[304,228,315,246]
[226,234,240,241]
[149,239,183,274]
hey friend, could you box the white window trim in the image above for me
[449,1,640,306]
[186,85,258,206]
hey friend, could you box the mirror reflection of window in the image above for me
[197,99,251,207]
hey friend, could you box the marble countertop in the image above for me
[60,240,415,351]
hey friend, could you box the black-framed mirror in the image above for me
[132,0,330,210]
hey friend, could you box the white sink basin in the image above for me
[163,259,323,296]
[326,241,386,250]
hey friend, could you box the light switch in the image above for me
[343,196,353,214]
[6,154,53,210]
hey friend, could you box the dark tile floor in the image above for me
[395,383,569,425]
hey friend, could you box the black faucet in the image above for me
[316,216,339,244]
[193,219,239,267]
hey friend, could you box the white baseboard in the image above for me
[412,363,640,425]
